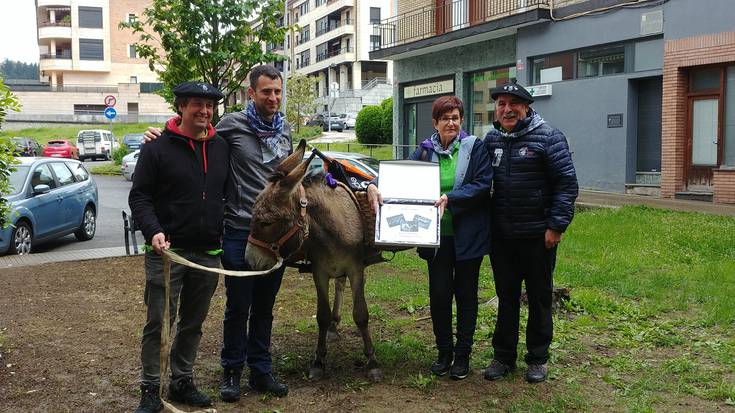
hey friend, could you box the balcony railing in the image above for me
[40,51,72,60]
[316,46,353,62]
[39,20,71,27]
[315,19,352,37]
[297,58,311,69]
[373,0,549,50]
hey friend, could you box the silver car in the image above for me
[121,150,140,181]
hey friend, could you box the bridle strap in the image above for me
[247,184,308,259]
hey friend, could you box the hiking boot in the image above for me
[167,376,212,407]
[220,367,242,403]
[249,373,289,397]
[449,354,470,380]
[134,384,163,413]
[483,359,515,381]
[429,352,453,376]
[525,363,548,383]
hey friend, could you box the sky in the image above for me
[0,0,40,63]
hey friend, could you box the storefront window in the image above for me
[469,67,516,138]
[578,45,625,78]
[725,65,735,166]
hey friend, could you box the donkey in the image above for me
[244,140,382,382]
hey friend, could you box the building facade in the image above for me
[371,0,735,203]
[6,0,172,126]
[286,0,394,114]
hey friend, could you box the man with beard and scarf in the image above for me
[145,65,291,401]
[130,81,228,412]
[482,82,578,384]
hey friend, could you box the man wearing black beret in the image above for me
[129,81,229,412]
[482,81,578,384]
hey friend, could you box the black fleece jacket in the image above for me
[128,121,230,250]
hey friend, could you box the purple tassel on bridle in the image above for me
[324,173,338,188]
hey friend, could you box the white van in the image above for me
[76,129,118,161]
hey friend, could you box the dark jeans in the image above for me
[140,250,219,386]
[220,226,285,378]
[490,237,556,365]
[425,236,482,357]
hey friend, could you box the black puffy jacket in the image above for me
[483,109,578,239]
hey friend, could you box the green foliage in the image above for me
[87,163,122,176]
[0,124,159,146]
[285,73,318,133]
[291,126,321,142]
[0,76,21,227]
[112,145,129,165]
[355,106,385,144]
[379,97,393,143]
[224,103,244,114]
[119,0,289,124]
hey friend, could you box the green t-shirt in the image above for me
[438,145,459,237]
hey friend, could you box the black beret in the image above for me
[490,82,534,104]
[173,81,224,101]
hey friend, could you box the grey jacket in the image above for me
[216,111,292,231]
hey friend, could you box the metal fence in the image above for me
[373,0,549,50]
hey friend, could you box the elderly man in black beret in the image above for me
[482,82,578,384]
[129,81,230,412]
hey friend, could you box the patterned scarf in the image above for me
[430,132,460,159]
[245,101,287,163]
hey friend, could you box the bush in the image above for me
[292,126,322,142]
[355,106,385,144]
[112,145,129,165]
[225,103,244,114]
[380,97,393,144]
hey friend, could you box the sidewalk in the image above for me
[1,190,734,268]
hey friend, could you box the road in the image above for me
[33,165,144,253]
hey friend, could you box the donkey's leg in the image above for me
[309,271,331,381]
[348,267,382,382]
[328,276,346,341]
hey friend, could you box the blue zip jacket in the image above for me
[411,132,493,260]
[484,109,578,239]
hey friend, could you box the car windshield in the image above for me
[359,157,381,172]
[48,141,66,146]
[6,166,29,195]
[125,134,145,143]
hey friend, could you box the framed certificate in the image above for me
[374,160,441,248]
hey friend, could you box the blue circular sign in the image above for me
[104,107,117,120]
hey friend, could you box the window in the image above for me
[316,42,327,61]
[370,35,381,51]
[469,66,516,138]
[31,164,57,189]
[50,163,75,187]
[298,1,309,16]
[79,39,103,60]
[316,17,328,36]
[345,11,351,24]
[78,6,102,28]
[127,13,137,23]
[300,25,310,43]
[316,0,326,6]
[128,45,137,59]
[299,50,310,68]
[531,52,574,84]
[130,76,138,83]
[529,42,644,84]
[370,7,381,24]
[66,162,89,182]
[725,66,735,166]
[141,82,163,93]
[73,104,106,115]
[577,45,625,78]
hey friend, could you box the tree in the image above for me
[285,73,317,133]
[120,0,288,123]
[0,60,39,80]
[379,97,393,144]
[0,76,21,227]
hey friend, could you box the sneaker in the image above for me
[429,352,453,376]
[220,367,242,403]
[167,376,212,407]
[483,359,515,381]
[449,354,470,380]
[249,373,289,397]
[134,384,163,413]
[525,363,548,383]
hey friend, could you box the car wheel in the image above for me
[74,206,96,241]
[10,221,33,255]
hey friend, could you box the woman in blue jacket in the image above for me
[410,96,493,380]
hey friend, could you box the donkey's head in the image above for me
[245,139,312,270]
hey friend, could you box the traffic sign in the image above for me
[104,107,117,120]
[104,95,117,107]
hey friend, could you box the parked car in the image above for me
[306,114,325,128]
[122,133,145,152]
[0,157,98,255]
[303,151,380,182]
[121,150,140,181]
[76,129,118,161]
[344,113,357,129]
[324,115,346,132]
[10,137,42,157]
[42,140,79,159]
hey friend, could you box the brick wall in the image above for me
[109,0,151,64]
[397,0,432,18]
[660,32,735,202]
[713,170,735,204]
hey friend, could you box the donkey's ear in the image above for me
[280,156,310,189]
[276,139,308,175]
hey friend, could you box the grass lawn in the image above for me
[0,123,160,146]
[308,142,394,160]
[270,205,735,412]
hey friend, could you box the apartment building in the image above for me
[286,0,394,114]
[371,0,735,204]
[6,0,171,126]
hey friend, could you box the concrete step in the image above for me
[674,191,713,202]
[625,183,660,197]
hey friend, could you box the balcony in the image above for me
[315,18,353,37]
[37,0,70,6]
[371,0,549,58]
[39,52,73,71]
[38,24,72,39]
[317,46,353,63]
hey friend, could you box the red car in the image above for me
[43,140,79,159]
